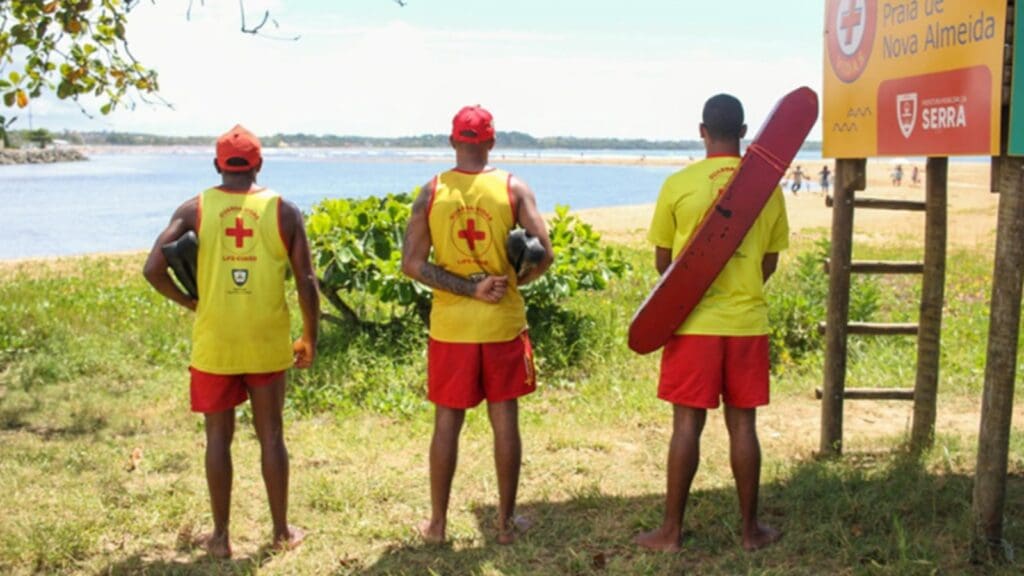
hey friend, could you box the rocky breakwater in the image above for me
[0,148,87,165]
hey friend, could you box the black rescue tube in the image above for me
[161,230,199,300]
[506,228,546,275]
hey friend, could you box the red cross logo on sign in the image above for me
[826,0,876,84]
[838,0,864,52]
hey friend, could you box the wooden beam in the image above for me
[817,322,919,336]
[852,198,927,211]
[911,157,948,452]
[824,259,924,274]
[825,196,926,211]
[820,158,865,456]
[815,388,915,401]
[972,155,1024,553]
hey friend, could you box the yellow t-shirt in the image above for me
[647,156,789,336]
[427,168,526,343]
[191,187,293,374]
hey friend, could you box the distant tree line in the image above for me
[64,130,822,151]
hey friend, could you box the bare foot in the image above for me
[743,523,782,551]
[634,526,682,553]
[273,525,306,552]
[193,532,232,559]
[496,515,532,545]
[418,519,446,544]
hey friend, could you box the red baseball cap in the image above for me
[216,124,262,172]
[451,105,495,144]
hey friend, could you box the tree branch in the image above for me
[317,277,363,326]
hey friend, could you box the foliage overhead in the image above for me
[0,0,161,123]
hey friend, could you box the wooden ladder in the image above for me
[818,158,947,455]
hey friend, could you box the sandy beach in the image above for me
[576,159,999,250]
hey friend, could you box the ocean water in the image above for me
[0,147,830,260]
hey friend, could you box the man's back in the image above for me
[191,186,292,374]
[427,167,526,343]
[649,157,789,336]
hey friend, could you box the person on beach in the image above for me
[891,164,903,187]
[819,164,831,195]
[790,165,806,193]
[635,94,787,553]
[911,165,920,187]
[401,105,554,545]
[143,125,319,558]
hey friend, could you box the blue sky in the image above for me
[29,0,826,140]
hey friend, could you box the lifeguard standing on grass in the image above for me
[143,125,320,558]
[634,94,788,553]
[401,105,554,544]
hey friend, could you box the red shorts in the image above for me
[189,368,285,413]
[658,335,770,409]
[427,332,536,409]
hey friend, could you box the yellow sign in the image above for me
[823,0,1006,158]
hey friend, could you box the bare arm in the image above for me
[281,200,320,369]
[143,197,199,311]
[762,252,779,283]
[400,182,507,303]
[510,176,554,285]
[655,247,672,276]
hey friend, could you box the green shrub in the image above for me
[301,194,630,412]
[306,193,425,327]
[767,238,881,368]
[524,206,629,372]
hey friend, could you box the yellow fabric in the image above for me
[191,187,293,374]
[647,156,789,336]
[428,168,526,343]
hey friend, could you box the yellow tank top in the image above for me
[427,168,526,343]
[191,187,293,374]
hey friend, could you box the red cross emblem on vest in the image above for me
[458,219,486,251]
[225,217,254,248]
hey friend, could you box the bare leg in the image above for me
[249,375,303,550]
[488,400,529,544]
[635,405,707,552]
[724,406,781,551]
[198,409,235,559]
[420,405,465,544]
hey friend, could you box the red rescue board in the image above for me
[628,87,819,354]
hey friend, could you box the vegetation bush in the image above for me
[301,194,629,412]
[767,238,880,369]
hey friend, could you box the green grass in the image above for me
[0,238,1022,575]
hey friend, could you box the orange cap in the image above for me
[216,124,262,172]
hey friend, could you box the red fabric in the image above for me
[427,332,535,409]
[451,105,495,144]
[658,335,769,409]
[216,124,262,172]
[189,368,284,413]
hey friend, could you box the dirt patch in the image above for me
[0,251,145,281]
[754,391,1024,460]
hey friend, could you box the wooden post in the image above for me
[820,158,865,456]
[910,157,948,452]
[971,155,1024,559]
